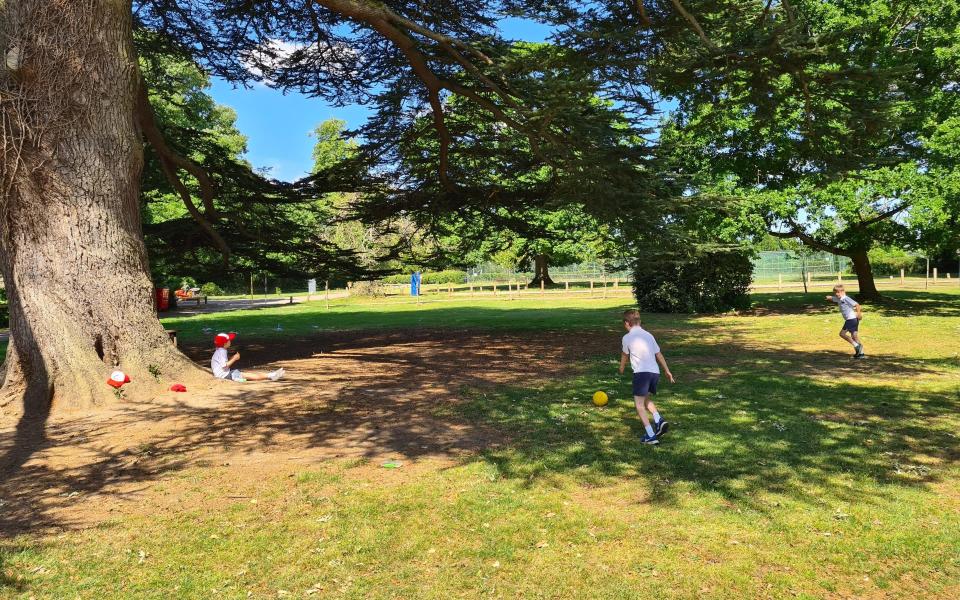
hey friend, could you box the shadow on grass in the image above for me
[461,348,959,512]
[748,289,960,317]
[0,307,956,548]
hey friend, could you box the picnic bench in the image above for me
[177,295,208,307]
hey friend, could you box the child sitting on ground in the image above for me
[211,332,284,382]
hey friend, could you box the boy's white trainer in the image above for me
[268,368,285,381]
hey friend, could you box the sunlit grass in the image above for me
[2,289,958,598]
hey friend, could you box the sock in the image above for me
[645,424,655,437]
[652,411,663,424]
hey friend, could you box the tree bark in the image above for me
[849,249,881,301]
[529,254,555,287]
[0,0,202,419]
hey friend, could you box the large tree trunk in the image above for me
[0,0,202,419]
[529,254,555,287]
[849,249,881,301]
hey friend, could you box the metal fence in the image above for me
[465,261,631,283]
[751,251,852,284]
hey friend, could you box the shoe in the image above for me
[268,368,285,381]
[854,354,867,360]
[641,433,659,445]
[854,343,863,356]
[654,420,670,438]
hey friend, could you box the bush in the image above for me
[632,251,753,313]
[382,270,466,285]
[350,280,387,297]
[200,282,224,296]
[868,247,923,276]
[163,276,197,291]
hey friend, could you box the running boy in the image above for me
[618,309,675,445]
[825,285,864,358]
[211,332,285,382]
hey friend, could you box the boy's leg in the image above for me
[839,328,856,346]
[851,330,864,355]
[644,396,669,437]
[631,373,658,443]
[634,395,656,438]
[239,367,285,381]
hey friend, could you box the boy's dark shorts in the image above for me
[841,318,859,332]
[632,372,660,397]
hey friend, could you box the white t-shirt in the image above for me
[622,326,661,374]
[832,295,859,320]
[211,347,230,379]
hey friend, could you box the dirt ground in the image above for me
[0,329,610,538]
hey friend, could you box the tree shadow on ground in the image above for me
[0,309,956,540]
[0,329,610,538]
[747,289,960,317]
[463,343,959,513]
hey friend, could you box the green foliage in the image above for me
[632,251,753,313]
[200,282,224,296]
[350,281,386,297]
[163,276,196,291]
[382,270,466,285]
[868,247,923,277]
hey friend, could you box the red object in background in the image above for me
[156,288,170,311]
[169,383,187,392]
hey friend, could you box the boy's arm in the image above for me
[825,295,834,302]
[655,352,675,383]
[227,351,241,366]
[618,351,629,375]
[855,302,863,320]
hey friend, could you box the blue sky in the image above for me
[208,18,554,182]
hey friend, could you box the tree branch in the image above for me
[136,79,219,218]
[669,0,719,52]
[856,202,909,228]
[633,1,652,28]
[769,223,846,256]
[135,78,231,260]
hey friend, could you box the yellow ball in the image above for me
[592,391,609,406]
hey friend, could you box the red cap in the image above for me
[107,370,130,388]
[169,383,187,393]
[214,332,237,347]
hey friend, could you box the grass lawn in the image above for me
[1,289,958,598]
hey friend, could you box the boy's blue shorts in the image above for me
[632,372,660,397]
[841,318,859,332]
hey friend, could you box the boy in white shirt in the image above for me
[618,309,675,445]
[825,285,864,358]
[211,332,285,382]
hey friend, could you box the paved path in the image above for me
[0,293,352,341]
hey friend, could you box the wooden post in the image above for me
[469,284,473,295]
[540,279,545,295]
[249,273,254,299]
[590,279,594,296]
[777,273,782,290]
[565,280,569,293]
[325,280,330,309]
[614,277,618,290]
[900,268,905,287]
[602,275,607,299]
[837,271,842,282]
[933,267,938,284]
[448,284,453,297]
[493,283,497,296]
[807,271,812,284]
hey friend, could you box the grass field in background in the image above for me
[2,289,959,598]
